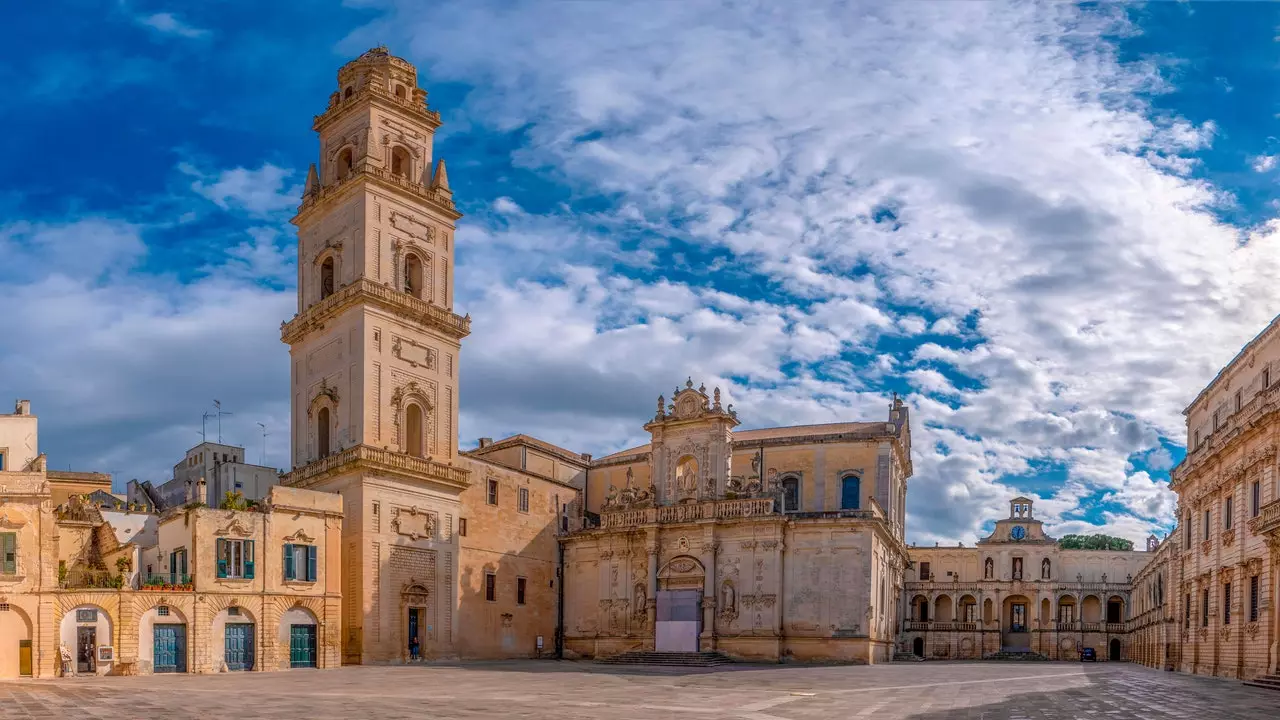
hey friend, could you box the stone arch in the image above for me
[306,385,339,460]
[910,594,930,622]
[982,597,994,624]
[1057,594,1078,623]
[390,144,412,179]
[0,603,33,678]
[403,251,426,298]
[1106,594,1126,623]
[334,145,355,182]
[934,594,953,622]
[779,473,801,513]
[1039,597,1051,625]
[210,600,258,673]
[392,240,433,302]
[137,600,190,675]
[1081,594,1103,623]
[957,594,978,623]
[405,401,425,457]
[58,600,115,676]
[391,381,434,456]
[658,555,704,591]
[315,246,342,303]
[275,599,322,670]
[394,83,408,100]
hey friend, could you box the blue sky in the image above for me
[5,1,1280,545]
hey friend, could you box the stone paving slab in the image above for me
[0,661,1275,719]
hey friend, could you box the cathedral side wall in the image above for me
[455,457,564,659]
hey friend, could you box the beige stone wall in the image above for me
[561,511,906,663]
[454,457,566,658]
[0,405,38,471]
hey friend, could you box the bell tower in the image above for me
[281,47,472,664]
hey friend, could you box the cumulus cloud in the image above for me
[181,163,302,218]
[136,12,209,39]
[1252,154,1278,172]
[349,0,1280,543]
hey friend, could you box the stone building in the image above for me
[1166,313,1280,681]
[128,441,281,511]
[278,47,573,664]
[0,400,343,679]
[559,383,913,663]
[1128,531,1178,670]
[901,497,1150,661]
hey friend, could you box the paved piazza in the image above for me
[0,662,1276,719]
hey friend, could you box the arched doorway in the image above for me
[212,605,256,672]
[1001,595,1031,651]
[317,407,331,458]
[656,556,704,652]
[401,583,430,662]
[59,604,113,676]
[913,636,924,657]
[140,604,188,674]
[0,605,33,678]
[279,605,319,669]
[405,403,424,457]
[1109,638,1121,662]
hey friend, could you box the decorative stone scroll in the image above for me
[391,506,437,541]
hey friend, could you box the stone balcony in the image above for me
[281,277,470,344]
[282,444,470,491]
[599,497,776,530]
[295,157,458,222]
[1249,499,1280,538]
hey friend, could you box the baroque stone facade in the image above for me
[560,383,913,663]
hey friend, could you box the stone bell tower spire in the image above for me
[281,47,473,664]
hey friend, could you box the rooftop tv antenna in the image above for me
[257,422,269,466]
[213,400,233,443]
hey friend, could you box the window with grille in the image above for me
[1250,576,1259,623]
[1225,497,1233,530]
[77,608,97,623]
[0,603,9,612]
[517,577,527,606]
[487,479,498,506]
[458,518,467,537]
[518,487,529,514]
[1224,583,1232,625]
[1253,482,1261,518]
[1201,590,1209,627]
[918,562,930,581]
[1204,510,1211,541]
[1184,595,1190,628]
[485,573,496,602]
[157,606,170,617]
[228,606,241,616]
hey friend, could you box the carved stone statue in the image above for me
[634,582,647,616]
[721,581,735,613]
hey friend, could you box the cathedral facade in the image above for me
[559,383,912,663]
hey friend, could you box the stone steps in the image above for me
[1242,674,1280,691]
[893,652,925,662]
[597,651,734,667]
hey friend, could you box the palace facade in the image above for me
[902,497,1151,661]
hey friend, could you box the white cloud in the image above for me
[136,12,209,39]
[1251,154,1278,172]
[181,163,302,217]
[350,0,1277,543]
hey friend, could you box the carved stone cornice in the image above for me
[282,443,470,491]
[313,81,441,135]
[281,277,470,345]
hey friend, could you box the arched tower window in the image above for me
[337,147,354,181]
[394,84,407,100]
[840,475,860,510]
[404,253,424,299]
[405,403,424,458]
[391,146,411,179]
[343,86,354,99]
[317,407,331,458]
[781,476,800,513]
[320,257,335,299]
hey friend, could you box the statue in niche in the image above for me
[721,581,736,613]
[984,557,994,579]
[634,582,647,617]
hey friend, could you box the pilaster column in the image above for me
[700,538,718,647]
[646,533,659,635]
